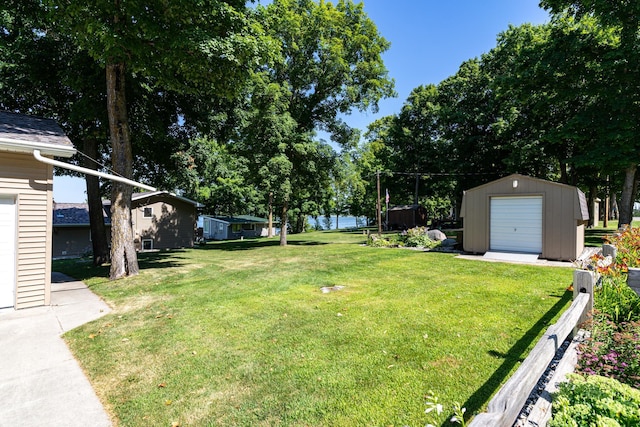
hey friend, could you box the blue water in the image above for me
[307,215,367,230]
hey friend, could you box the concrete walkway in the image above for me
[0,273,112,427]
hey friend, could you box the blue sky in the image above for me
[53,0,550,203]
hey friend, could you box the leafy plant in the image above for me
[424,391,467,427]
[575,318,640,389]
[367,233,403,247]
[549,374,640,427]
[604,227,640,272]
[403,227,438,248]
[594,275,640,323]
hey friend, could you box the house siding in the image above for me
[0,152,52,309]
[132,196,196,250]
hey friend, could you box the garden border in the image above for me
[469,269,595,427]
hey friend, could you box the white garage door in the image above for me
[0,197,16,308]
[490,196,542,253]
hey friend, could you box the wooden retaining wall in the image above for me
[469,269,595,427]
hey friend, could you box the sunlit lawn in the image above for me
[54,231,573,426]
[585,219,640,247]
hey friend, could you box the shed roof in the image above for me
[388,204,421,211]
[462,173,589,221]
[102,191,203,208]
[0,111,75,157]
[211,215,270,224]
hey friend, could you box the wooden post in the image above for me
[376,171,382,236]
[573,269,595,328]
[602,243,617,259]
[628,268,640,297]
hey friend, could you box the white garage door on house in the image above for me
[0,197,16,308]
[490,196,542,253]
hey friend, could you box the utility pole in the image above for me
[604,176,609,228]
[268,191,273,237]
[376,171,382,236]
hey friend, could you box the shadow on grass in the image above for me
[585,228,612,247]
[52,250,189,282]
[461,290,573,422]
[195,239,327,251]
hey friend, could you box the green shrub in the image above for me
[587,226,640,322]
[550,374,640,427]
[403,227,437,248]
[366,233,402,247]
[594,275,640,323]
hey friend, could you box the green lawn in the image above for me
[55,231,573,426]
[584,219,640,247]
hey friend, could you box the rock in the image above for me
[427,229,447,241]
[441,238,457,247]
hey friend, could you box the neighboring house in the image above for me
[387,205,428,230]
[0,112,76,309]
[201,215,273,240]
[52,202,111,258]
[54,191,200,256]
[125,191,200,251]
[460,174,590,261]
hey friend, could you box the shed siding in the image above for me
[0,152,52,309]
[462,175,586,261]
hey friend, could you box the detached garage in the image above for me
[0,112,75,309]
[460,174,589,261]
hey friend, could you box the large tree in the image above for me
[48,0,259,278]
[541,0,640,226]
[1,0,112,265]
[253,0,395,245]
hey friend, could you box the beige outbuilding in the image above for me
[460,174,589,261]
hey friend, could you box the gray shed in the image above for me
[460,174,589,261]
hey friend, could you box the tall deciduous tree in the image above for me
[254,0,395,245]
[48,0,258,278]
[541,0,640,226]
[1,0,112,265]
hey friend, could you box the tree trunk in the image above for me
[611,191,619,219]
[618,164,637,227]
[106,62,139,279]
[279,202,288,246]
[82,137,110,266]
[588,185,597,227]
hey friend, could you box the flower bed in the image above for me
[551,227,640,425]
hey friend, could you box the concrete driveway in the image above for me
[0,273,112,427]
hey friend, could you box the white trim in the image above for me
[141,239,154,250]
[132,190,202,207]
[0,137,76,158]
[0,196,16,308]
[33,149,157,191]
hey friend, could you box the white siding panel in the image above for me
[490,196,543,253]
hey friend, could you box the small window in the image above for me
[232,224,242,233]
[142,239,153,250]
[218,223,224,231]
[143,207,153,218]
[242,223,255,231]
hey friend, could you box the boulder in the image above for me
[427,229,447,241]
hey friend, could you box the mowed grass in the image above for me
[55,231,573,426]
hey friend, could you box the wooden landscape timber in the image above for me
[469,269,595,427]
